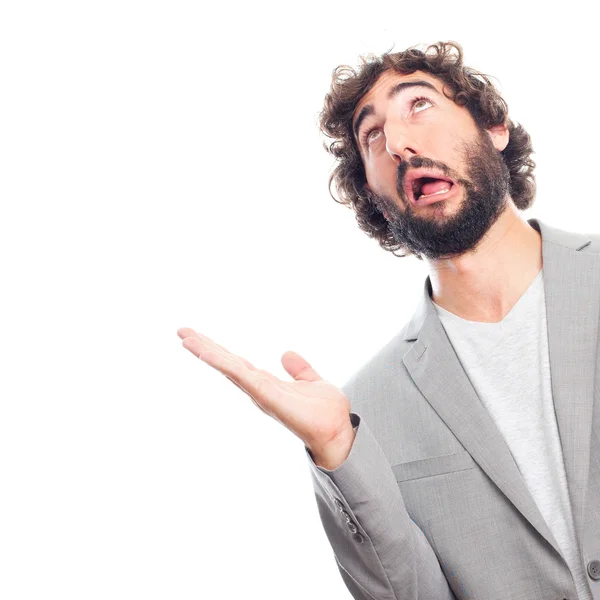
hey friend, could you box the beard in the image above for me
[369,127,511,260]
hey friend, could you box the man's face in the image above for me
[352,69,511,260]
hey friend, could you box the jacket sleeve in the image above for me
[304,412,456,600]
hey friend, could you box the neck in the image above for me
[425,203,543,323]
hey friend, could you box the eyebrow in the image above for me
[352,80,442,142]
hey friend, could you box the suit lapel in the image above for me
[401,217,598,562]
[538,219,600,558]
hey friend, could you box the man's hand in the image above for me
[177,327,355,468]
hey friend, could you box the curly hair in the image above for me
[318,41,536,258]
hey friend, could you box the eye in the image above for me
[359,95,434,149]
[361,127,382,147]
[411,96,434,113]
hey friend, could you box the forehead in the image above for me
[352,70,446,129]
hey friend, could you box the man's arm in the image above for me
[305,412,456,600]
[177,328,453,598]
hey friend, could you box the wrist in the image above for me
[310,425,356,471]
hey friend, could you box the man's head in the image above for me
[319,41,536,260]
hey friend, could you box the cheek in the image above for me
[427,131,470,175]
[427,128,458,155]
[366,156,398,192]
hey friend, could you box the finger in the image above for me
[281,350,323,382]
[180,335,277,398]
[225,375,270,416]
[178,328,286,417]
[183,342,272,417]
[178,327,229,352]
[177,327,204,341]
[179,328,255,370]
[198,349,279,413]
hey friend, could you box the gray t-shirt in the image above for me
[432,269,592,600]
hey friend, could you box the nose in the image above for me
[385,122,420,166]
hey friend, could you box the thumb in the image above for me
[281,350,323,382]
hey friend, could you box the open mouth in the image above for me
[412,177,454,201]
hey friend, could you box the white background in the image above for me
[1,1,598,598]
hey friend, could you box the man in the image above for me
[178,41,600,599]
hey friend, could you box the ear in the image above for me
[486,123,509,152]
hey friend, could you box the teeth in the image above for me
[419,184,452,199]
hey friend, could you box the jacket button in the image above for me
[352,532,364,543]
[341,510,351,522]
[588,559,600,580]
[334,498,344,511]
[347,521,358,534]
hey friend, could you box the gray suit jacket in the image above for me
[305,218,600,600]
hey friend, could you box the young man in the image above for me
[178,42,600,599]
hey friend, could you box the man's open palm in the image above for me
[177,327,352,456]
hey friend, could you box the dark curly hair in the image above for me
[318,41,536,258]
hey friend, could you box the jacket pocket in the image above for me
[391,450,477,482]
